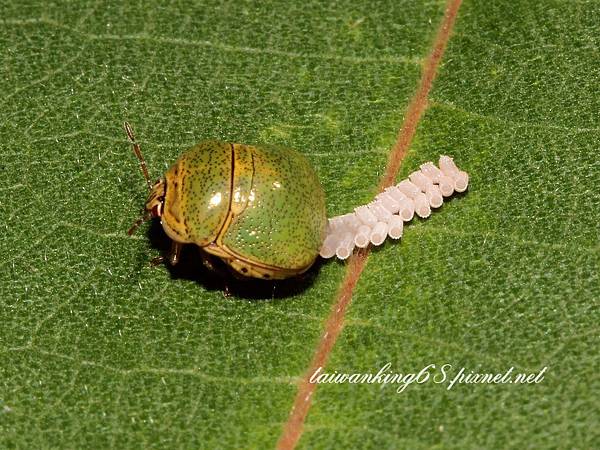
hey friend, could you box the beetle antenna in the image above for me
[127,211,151,236]
[124,121,152,191]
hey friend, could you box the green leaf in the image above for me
[1,1,598,449]
[300,1,600,449]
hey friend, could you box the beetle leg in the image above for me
[150,255,165,266]
[148,242,181,267]
[199,250,234,297]
[201,257,217,273]
[168,242,183,266]
[200,252,227,276]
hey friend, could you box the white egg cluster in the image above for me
[320,155,468,260]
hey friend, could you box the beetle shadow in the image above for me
[145,220,322,300]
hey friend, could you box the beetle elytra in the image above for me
[126,123,327,280]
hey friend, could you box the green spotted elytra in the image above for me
[126,123,327,280]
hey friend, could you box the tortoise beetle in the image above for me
[125,123,327,280]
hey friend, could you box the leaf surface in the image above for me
[1,1,598,449]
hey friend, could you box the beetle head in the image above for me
[127,178,165,236]
[145,179,166,218]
